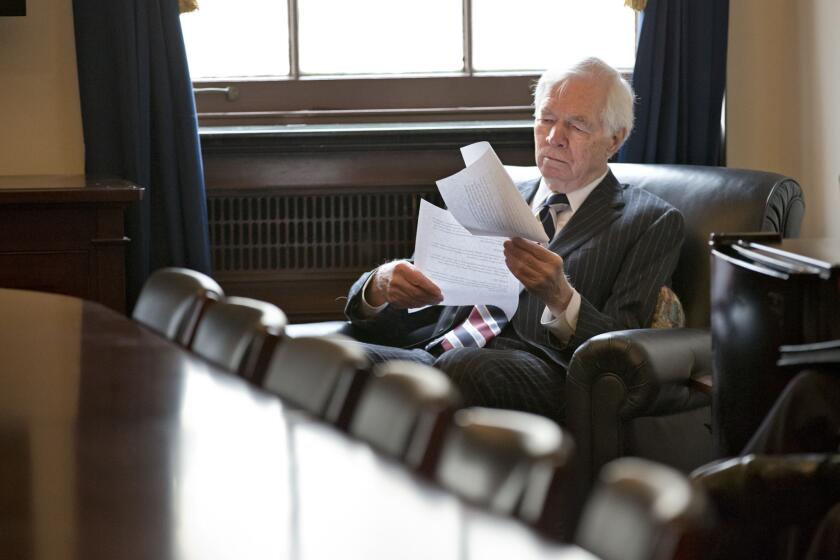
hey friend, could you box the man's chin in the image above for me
[542,177,574,193]
[538,168,572,185]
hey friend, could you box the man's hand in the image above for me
[365,260,443,309]
[504,237,574,315]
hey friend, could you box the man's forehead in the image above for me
[540,78,606,116]
[539,95,601,120]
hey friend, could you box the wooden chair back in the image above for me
[132,267,223,346]
[190,296,286,382]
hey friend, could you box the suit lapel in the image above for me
[549,171,625,258]
[515,177,541,205]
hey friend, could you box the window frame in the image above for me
[190,0,637,127]
[194,73,542,126]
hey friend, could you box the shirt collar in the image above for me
[531,168,609,214]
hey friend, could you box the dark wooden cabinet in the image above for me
[710,237,840,456]
[0,175,143,313]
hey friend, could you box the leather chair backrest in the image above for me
[349,360,460,473]
[576,457,710,560]
[132,267,224,346]
[261,334,369,427]
[691,454,840,548]
[507,164,805,328]
[435,407,575,533]
[611,164,804,328]
[190,296,286,382]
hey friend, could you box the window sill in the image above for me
[199,119,533,136]
[199,119,535,153]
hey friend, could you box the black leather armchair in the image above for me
[563,163,804,488]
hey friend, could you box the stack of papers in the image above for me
[413,142,545,319]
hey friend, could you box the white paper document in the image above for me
[413,200,520,319]
[435,141,549,243]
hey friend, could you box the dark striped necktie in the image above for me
[537,192,570,241]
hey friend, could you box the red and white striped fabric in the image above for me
[426,305,508,353]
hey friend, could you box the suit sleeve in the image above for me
[344,268,443,346]
[563,206,685,353]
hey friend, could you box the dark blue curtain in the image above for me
[619,0,729,165]
[73,0,211,307]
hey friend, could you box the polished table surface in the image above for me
[0,289,594,560]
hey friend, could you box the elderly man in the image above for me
[344,57,684,423]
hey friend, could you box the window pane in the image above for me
[180,0,289,79]
[472,0,636,72]
[298,0,463,75]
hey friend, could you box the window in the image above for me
[181,0,637,125]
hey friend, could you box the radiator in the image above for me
[207,188,440,275]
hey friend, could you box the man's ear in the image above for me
[608,128,627,157]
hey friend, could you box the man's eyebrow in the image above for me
[567,115,591,125]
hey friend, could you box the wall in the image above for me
[727,0,840,238]
[0,0,84,177]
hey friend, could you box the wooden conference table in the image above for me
[0,289,595,560]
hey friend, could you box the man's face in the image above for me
[533,76,625,193]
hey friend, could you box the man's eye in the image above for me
[538,117,555,124]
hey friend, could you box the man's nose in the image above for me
[547,124,566,147]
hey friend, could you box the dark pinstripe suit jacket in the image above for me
[344,169,684,368]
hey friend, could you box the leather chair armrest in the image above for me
[568,328,712,416]
[565,328,712,488]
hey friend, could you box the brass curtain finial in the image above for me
[179,0,199,14]
[624,0,647,11]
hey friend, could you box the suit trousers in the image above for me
[359,327,567,425]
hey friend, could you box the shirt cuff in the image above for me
[358,271,389,318]
[540,289,581,344]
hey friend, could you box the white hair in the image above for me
[533,57,635,146]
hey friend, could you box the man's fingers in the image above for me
[505,241,565,296]
[506,237,550,257]
[405,272,442,300]
[505,239,563,271]
[389,285,440,309]
[382,262,443,307]
[392,282,433,302]
[506,259,541,287]
[392,264,442,300]
[506,250,553,278]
